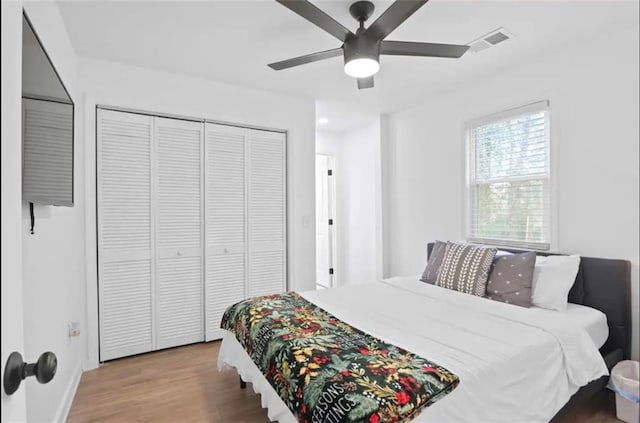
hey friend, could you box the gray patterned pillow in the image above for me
[435,243,497,296]
[486,252,536,307]
[420,240,447,284]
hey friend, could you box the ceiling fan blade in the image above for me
[364,0,429,41]
[268,48,343,71]
[275,0,353,42]
[381,40,469,58]
[357,76,374,89]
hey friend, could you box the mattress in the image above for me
[561,303,609,348]
[218,276,608,423]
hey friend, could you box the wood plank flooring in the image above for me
[67,342,620,423]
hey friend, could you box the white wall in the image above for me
[2,1,27,421]
[342,123,380,285]
[316,122,380,286]
[385,24,640,359]
[79,57,316,368]
[16,1,87,422]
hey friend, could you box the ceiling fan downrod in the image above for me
[349,1,375,32]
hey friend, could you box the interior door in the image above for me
[1,2,26,415]
[0,134,27,417]
[204,123,247,341]
[155,117,204,349]
[247,129,287,297]
[315,154,335,288]
[97,109,155,361]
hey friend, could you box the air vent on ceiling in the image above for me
[468,28,514,53]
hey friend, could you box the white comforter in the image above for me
[218,277,608,423]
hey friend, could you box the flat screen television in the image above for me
[22,12,74,207]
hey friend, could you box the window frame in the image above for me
[464,100,554,251]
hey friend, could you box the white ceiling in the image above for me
[58,0,639,131]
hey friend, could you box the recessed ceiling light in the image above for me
[318,118,329,124]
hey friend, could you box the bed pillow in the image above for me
[486,251,536,307]
[435,243,497,296]
[531,254,581,311]
[420,240,447,284]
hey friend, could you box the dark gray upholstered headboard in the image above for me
[426,243,632,359]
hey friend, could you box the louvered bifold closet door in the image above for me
[247,129,287,297]
[204,123,247,341]
[155,117,204,349]
[97,109,154,361]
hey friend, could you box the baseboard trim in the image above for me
[83,358,99,371]
[54,364,82,423]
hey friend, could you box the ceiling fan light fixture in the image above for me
[344,58,380,78]
[342,33,380,79]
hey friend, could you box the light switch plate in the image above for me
[68,322,80,338]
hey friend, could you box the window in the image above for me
[466,101,551,250]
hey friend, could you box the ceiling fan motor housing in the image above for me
[343,34,381,66]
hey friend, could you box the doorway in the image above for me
[315,154,336,289]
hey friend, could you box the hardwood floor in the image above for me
[68,342,619,423]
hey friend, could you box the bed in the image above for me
[218,244,631,422]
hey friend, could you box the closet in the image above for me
[97,109,286,361]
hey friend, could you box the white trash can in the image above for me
[608,360,639,423]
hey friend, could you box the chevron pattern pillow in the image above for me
[420,240,447,284]
[436,243,497,296]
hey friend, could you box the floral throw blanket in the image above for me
[221,292,459,423]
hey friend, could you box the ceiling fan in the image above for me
[268,0,470,89]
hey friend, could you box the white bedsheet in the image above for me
[218,277,608,423]
[382,276,610,349]
[562,303,609,348]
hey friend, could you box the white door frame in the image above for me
[316,153,337,288]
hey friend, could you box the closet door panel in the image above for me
[101,261,152,358]
[205,123,246,341]
[157,256,202,347]
[248,129,286,298]
[248,251,286,297]
[98,109,154,361]
[155,117,203,348]
[205,253,245,340]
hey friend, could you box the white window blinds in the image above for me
[466,101,551,250]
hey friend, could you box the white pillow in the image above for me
[531,255,581,311]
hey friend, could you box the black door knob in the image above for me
[3,351,57,395]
